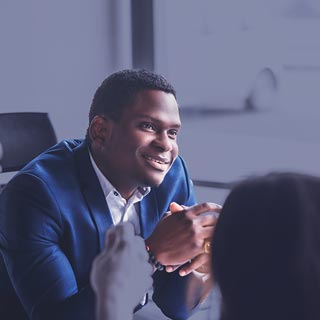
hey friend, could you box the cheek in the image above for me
[172,142,179,157]
[119,132,143,148]
[132,133,153,148]
[123,135,150,156]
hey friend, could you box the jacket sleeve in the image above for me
[0,174,95,320]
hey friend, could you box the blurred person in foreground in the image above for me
[90,223,153,320]
[93,172,320,320]
[0,69,219,320]
[212,172,320,320]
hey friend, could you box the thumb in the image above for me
[169,202,184,213]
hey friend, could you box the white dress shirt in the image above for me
[89,152,150,235]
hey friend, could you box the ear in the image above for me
[89,115,113,148]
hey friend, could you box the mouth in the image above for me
[142,154,171,171]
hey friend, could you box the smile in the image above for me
[142,154,170,171]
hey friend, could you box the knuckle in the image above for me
[204,202,216,211]
[195,238,203,249]
[190,239,201,251]
[188,223,202,240]
[202,202,216,211]
[190,241,197,250]
[191,218,201,231]
[189,225,197,238]
[202,202,211,210]
[193,236,203,249]
[184,214,194,226]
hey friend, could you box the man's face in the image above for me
[99,89,181,197]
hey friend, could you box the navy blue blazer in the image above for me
[0,140,197,320]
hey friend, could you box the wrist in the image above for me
[145,242,165,272]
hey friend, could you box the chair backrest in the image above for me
[0,112,57,173]
[0,112,57,318]
[0,142,3,173]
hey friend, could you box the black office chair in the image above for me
[0,112,57,319]
[0,112,57,173]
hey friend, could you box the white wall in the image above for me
[0,0,132,141]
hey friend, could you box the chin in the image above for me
[140,173,166,188]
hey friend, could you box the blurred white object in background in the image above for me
[154,0,320,113]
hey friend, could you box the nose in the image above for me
[152,132,173,152]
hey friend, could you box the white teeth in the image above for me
[144,156,167,164]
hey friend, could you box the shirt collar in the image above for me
[89,149,150,201]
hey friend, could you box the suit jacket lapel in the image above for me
[139,191,160,239]
[73,141,113,250]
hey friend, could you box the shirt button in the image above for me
[113,191,119,196]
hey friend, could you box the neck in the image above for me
[106,178,136,200]
[91,149,137,201]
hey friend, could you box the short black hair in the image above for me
[88,69,176,122]
[86,69,176,143]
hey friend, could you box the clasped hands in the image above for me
[145,201,221,278]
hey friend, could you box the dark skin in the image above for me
[89,89,219,275]
[165,202,221,276]
[89,90,180,199]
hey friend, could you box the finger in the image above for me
[162,210,173,219]
[169,202,184,213]
[186,202,222,217]
[198,226,215,241]
[179,254,209,276]
[196,213,219,227]
[165,264,181,273]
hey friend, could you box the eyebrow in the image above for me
[135,114,181,128]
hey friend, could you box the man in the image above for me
[0,70,219,319]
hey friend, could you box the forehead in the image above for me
[123,90,181,126]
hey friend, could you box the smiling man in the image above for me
[0,70,219,320]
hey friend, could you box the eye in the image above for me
[140,122,156,132]
[168,129,178,139]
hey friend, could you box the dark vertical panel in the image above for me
[131,0,154,70]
